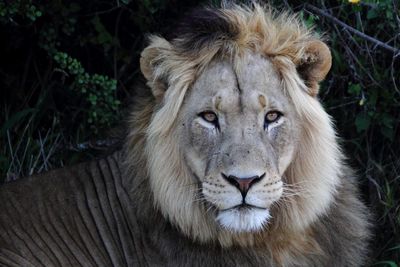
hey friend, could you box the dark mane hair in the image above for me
[166,7,238,53]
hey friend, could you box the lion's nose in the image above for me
[222,173,265,198]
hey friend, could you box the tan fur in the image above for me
[137,3,339,243]
[140,5,331,134]
[126,3,369,265]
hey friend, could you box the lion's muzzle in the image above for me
[221,172,265,199]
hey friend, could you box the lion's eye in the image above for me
[199,111,218,124]
[265,111,282,124]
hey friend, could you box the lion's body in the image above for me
[0,3,370,267]
[0,152,369,267]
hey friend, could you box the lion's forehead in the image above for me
[237,53,282,93]
[190,53,285,113]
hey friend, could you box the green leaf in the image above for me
[368,90,378,107]
[355,113,371,132]
[388,244,400,251]
[381,126,394,141]
[305,15,316,28]
[367,9,378,19]
[331,48,345,72]
[91,16,113,44]
[373,261,398,267]
[381,115,394,129]
[386,10,393,20]
[352,4,362,12]
[348,83,361,95]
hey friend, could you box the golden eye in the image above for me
[200,111,218,124]
[265,111,281,124]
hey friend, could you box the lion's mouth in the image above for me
[220,203,267,212]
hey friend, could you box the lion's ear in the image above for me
[296,40,332,97]
[140,37,171,99]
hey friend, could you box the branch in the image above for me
[305,4,400,55]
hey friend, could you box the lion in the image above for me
[0,3,370,267]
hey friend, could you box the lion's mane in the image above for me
[124,3,370,264]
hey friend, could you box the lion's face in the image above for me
[140,4,338,244]
[178,53,299,232]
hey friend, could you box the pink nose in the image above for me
[222,173,265,198]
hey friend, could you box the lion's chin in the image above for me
[216,207,271,233]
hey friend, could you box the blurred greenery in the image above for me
[0,0,398,265]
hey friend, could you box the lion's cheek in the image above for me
[189,120,219,154]
[271,122,298,175]
[184,121,221,178]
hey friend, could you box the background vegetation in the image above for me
[0,0,398,265]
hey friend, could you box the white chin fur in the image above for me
[216,208,271,232]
